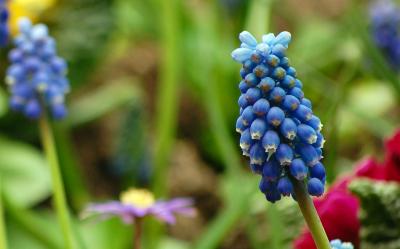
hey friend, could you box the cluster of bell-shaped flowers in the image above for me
[232,31,326,203]
[6,18,69,120]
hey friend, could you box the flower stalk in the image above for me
[293,180,331,249]
[39,112,75,249]
[0,176,8,249]
[134,218,143,249]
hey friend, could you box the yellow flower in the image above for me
[120,188,155,208]
[7,0,57,34]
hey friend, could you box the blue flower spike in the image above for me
[0,0,9,47]
[6,18,70,120]
[232,31,326,202]
[330,239,354,249]
[370,0,400,69]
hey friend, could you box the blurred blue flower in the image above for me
[6,17,69,120]
[0,0,9,46]
[330,239,354,249]
[370,0,400,68]
[232,31,326,202]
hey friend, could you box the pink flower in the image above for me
[294,130,400,249]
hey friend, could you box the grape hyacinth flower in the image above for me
[330,240,354,249]
[83,188,196,225]
[232,31,326,203]
[0,0,8,47]
[6,18,69,120]
[370,0,400,68]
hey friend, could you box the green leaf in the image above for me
[350,179,400,249]
[80,218,131,249]
[66,79,142,127]
[0,137,51,207]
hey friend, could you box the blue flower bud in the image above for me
[265,190,281,203]
[240,68,248,79]
[266,54,280,67]
[309,162,326,181]
[245,87,262,104]
[243,60,256,71]
[250,143,266,165]
[293,105,313,122]
[258,77,275,93]
[330,239,354,249]
[239,31,258,48]
[281,75,296,89]
[279,57,290,68]
[244,73,259,87]
[275,31,291,47]
[282,95,300,111]
[231,47,253,62]
[290,158,308,180]
[297,143,319,166]
[297,124,317,144]
[314,132,325,148]
[262,159,281,181]
[306,115,323,132]
[240,129,253,150]
[266,107,285,127]
[272,67,286,80]
[9,96,25,111]
[288,87,304,99]
[269,86,286,103]
[250,118,267,140]
[250,164,263,174]
[276,143,294,165]
[236,116,247,133]
[287,67,297,77]
[272,44,286,57]
[253,98,270,116]
[280,118,297,140]
[262,33,275,45]
[255,43,270,57]
[259,177,276,193]
[250,51,262,64]
[9,49,24,63]
[52,104,67,120]
[239,80,249,93]
[241,106,255,126]
[253,64,269,78]
[24,99,41,119]
[307,178,324,196]
[277,177,293,196]
[301,98,312,109]
[295,79,303,88]
[238,94,249,108]
[262,130,280,156]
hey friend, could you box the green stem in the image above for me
[39,113,76,249]
[0,177,8,249]
[293,181,331,249]
[134,219,143,249]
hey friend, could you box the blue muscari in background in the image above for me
[370,0,400,69]
[232,31,326,202]
[0,0,9,47]
[330,239,354,249]
[5,18,69,120]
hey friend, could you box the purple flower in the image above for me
[83,189,196,224]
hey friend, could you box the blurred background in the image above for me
[0,0,399,248]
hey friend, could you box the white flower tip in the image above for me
[239,30,257,47]
[18,17,32,32]
[231,47,252,62]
